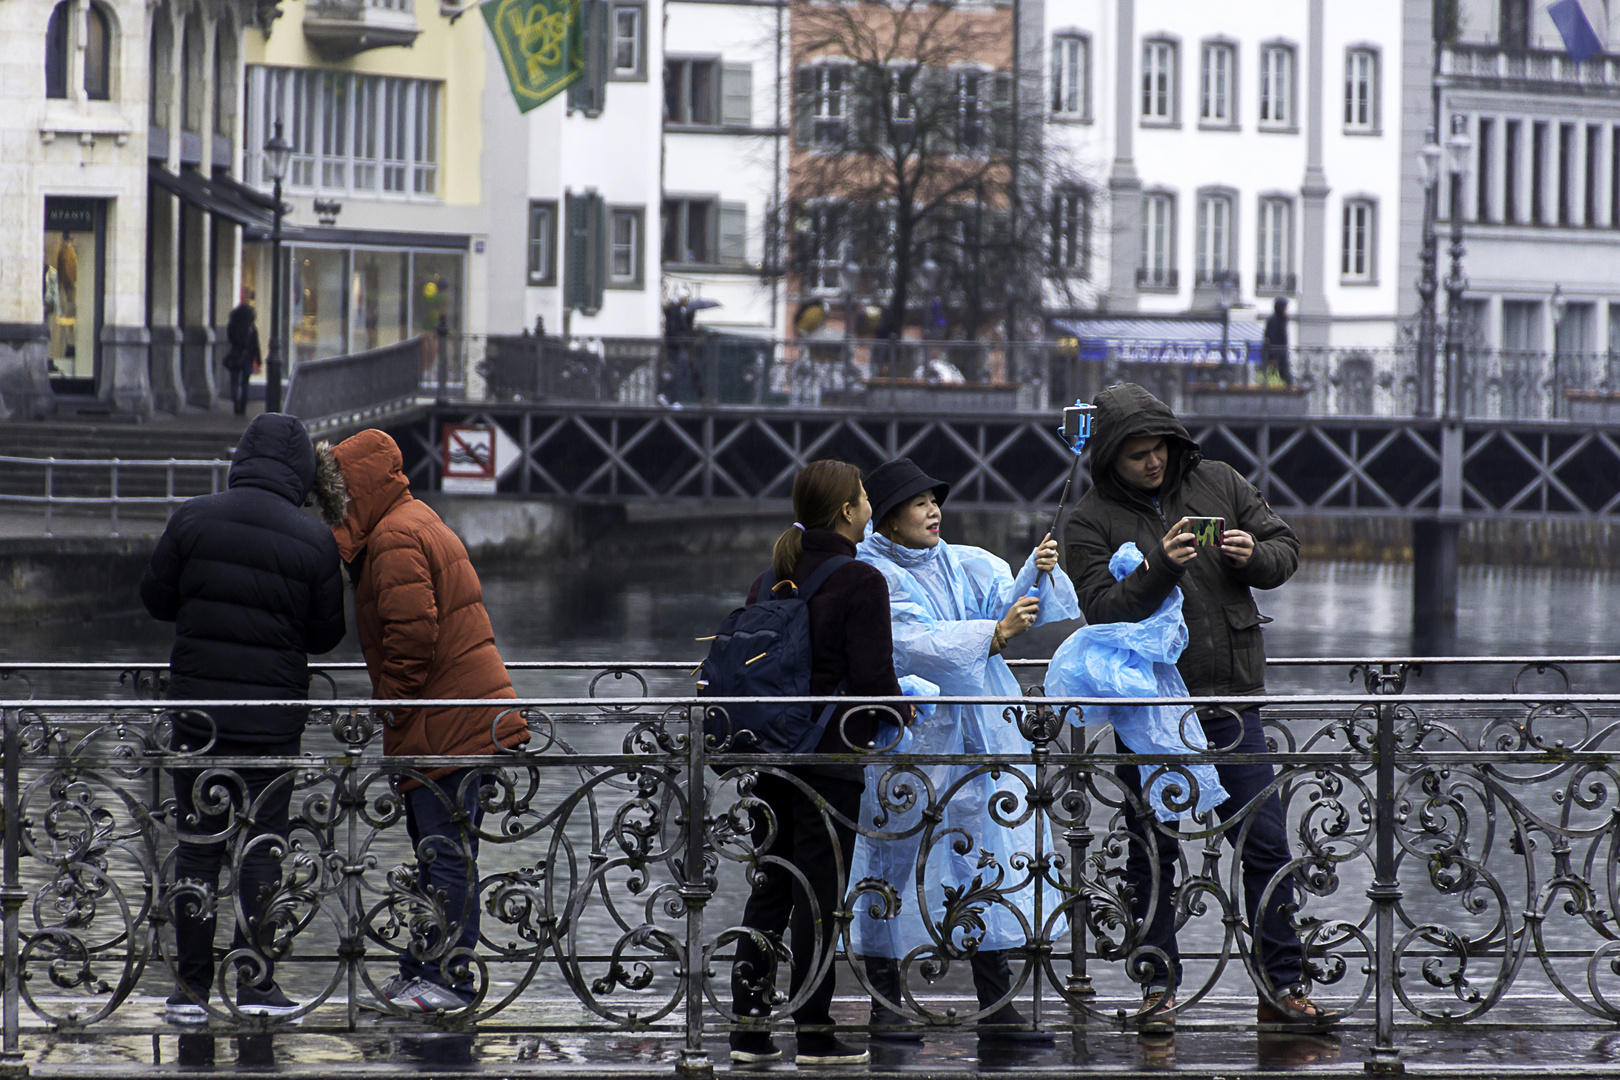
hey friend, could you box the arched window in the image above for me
[149,8,172,127]
[84,3,110,100]
[46,1,70,99]
[181,12,205,133]
[212,25,234,136]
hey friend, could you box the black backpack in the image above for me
[698,556,853,754]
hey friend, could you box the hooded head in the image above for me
[1085,383,1200,499]
[318,428,411,561]
[229,413,317,505]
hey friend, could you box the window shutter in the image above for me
[568,0,611,117]
[721,63,753,126]
[565,190,608,314]
[719,203,748,266]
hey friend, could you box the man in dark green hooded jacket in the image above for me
[1062,382,1338,1034]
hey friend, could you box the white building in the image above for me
[1420,0,1620,419]
[1039,0,1408,360]
[483,0,786,343]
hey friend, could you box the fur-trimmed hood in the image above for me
[324,429,413,562]
[312,440,349,529]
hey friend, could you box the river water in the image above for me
[5,555,1620,1018]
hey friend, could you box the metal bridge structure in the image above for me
[398,404,1620,522]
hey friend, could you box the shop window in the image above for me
[44,197,104,386]
[351,250,409,352]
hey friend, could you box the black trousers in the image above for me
[170,737,296,997]
[731,769,863,1030]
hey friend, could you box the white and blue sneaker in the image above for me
[390,977,475,1014]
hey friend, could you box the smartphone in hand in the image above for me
[1185,516,1227,547]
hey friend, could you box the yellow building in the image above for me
[241,0,488,383]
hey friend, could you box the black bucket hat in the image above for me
[866,458,950,530]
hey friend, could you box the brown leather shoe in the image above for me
[1257,990,1342,1031]
[1134,990,1176,1035]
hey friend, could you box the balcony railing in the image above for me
[5,656,1620,1074]
[303,0,420,58]
[1442,43,1620,90]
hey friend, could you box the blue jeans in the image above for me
[1115,706,1304,995]
[400,768,484,990]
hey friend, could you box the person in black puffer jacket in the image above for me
[140,411,345,1024]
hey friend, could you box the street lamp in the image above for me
[1415,128,1443,417]
[1442,114,1472,422]
[263,120,293,414]
[1215,270,1239,371]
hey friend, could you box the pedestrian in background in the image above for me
[141,412,346,1024]
[660,287,706,406]
[727,460,903,1068]
[1263,297,1291,386]
[1063,382,1337,1035]
[317,428,529,1014]
[852,457,1078,1044]
[223,294,261,417]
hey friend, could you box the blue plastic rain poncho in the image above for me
[850,534,1079,958]
[1044,542,1229,822]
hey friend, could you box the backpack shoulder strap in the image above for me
[797,555,856,601]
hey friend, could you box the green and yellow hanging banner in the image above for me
[481,0,583,112]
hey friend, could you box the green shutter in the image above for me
[566,0,610,116]
[565,190,607,314]
[719,202,748,266]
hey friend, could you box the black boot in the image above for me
[971,950,1054,1044]
[864,956,924,1043]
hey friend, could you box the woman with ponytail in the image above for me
[728,460,906,1068]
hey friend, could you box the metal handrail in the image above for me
[0,453,229,537]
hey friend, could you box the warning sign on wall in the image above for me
[441,423,519,494]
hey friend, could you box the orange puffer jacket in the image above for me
[328,429,528,787]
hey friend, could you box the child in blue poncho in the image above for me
[851,458,1079,1043]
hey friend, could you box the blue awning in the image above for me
[1054,317,1263,365]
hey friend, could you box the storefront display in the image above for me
[43,197,104,391]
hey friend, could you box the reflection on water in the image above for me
[9,557,1620,670]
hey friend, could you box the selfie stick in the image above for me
[1028,400,1097,597]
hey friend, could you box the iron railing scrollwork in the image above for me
[4,657,1620,1076]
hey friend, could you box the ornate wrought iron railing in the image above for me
[4,657,1620,1076]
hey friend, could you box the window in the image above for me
[1501,0,1530,52]
[1139,191,1176,288]
[1259,44,1293,127]
[802,203,844,291]
[1559,122,1574,226]
[246,67,443,198]
[1051,34,1088,118]
[663,198,714,265]
[1341,198,1376,282]
[1587,124,1601,226]
[889,66,916,126]
[1142,40,1177,122]
[1256,196,1294,292]
[1532,120,1547,224]
[46,2,69,100]
[1505,119,1521,223]
[666,58,717,125]
[1477,118,1494,222]
[1200,42,1235,125]
[84,3,110,101]
[797,64,849,148]
[1344,48,1378,132]
[48,1,112,102]
[610,3,645,80]
[528,201,557,286]
[609,207,644,287]
[1194,192,1232,283]
[957,69,985,149]
[1049,187,1088,274]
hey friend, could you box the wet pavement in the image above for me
[16,993,1620,1077]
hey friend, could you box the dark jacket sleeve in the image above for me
[305,535,347,655]
[1064,504,1183,625]
[139,513,186,622]
[1223,466,1298,590]
[842,565,910,726]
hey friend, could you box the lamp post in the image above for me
[1415,128,1443,417]
[1550,283,1566,419]
[1215,270,1239,370]
[263,120,292,414]
[1442,113,1472,422]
